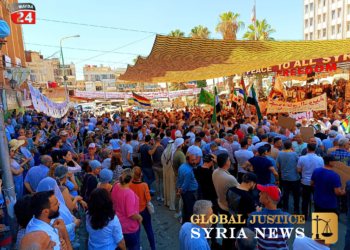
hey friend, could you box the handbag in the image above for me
[143,183,155,214]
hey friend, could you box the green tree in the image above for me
[196,80,207,88]
[169,29,185,37]
[215,11,244,91]
[133,57,138,64]
[242,19,276,41]
[189,25,211,39]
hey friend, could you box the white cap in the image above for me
[59,131,68,136]
[88,143,96,148]
[263,116,267,119]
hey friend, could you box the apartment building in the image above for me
[115,68,160,92]
[303,0,350,40]
[83,65,116,91]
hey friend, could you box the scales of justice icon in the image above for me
[313,215,333,239]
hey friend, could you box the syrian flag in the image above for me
[212,86,221,124]
[251,2,256,24]
[247,83,262,120]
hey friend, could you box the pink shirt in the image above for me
[111,183,140,234]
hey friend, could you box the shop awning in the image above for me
[119,35,350,83]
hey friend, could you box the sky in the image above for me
[21,0,303,81]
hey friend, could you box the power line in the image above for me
[74,34,155,64]
[37,18,160,34]
[25,43,142,56]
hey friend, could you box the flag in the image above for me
[341,116,350,134]
[247,84,262,120]
[212,86,221,124]
[296,91,300,102]
[133,92,151,108]
[269,90,278,99]
[198,88,214,106]
[251,2,256,23]
[241,76,247,102]
[275,76,288,100]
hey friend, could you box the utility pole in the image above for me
[0,107,18,249]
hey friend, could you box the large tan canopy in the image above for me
[119,35,350,83]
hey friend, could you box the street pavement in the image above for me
[140,183,347,250]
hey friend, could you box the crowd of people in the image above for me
[1,100,350,250]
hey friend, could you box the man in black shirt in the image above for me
[227,173,259,233]
[139,135,159,191]
[194,154,220,249]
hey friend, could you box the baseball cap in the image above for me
[257,184,281,201]
[323,154,336,162]
[59,131,68,136]
[329,130,337,137]
[199,131,205,137]
[94,128,100,131]
[89,143,97,149]
[203,154,214,163]
[242,173,258,184]
[183,135,190,140]
[87,131,95,135]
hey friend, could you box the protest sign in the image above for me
[277,116,296,131]
[300,127,314,142]
[267,93,327,113]
[333,161,350,190]
[290,111,313,121]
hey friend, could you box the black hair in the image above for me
[263,143,271,153]
[14,194,33,228]
[132,133,138,140]
[240,139,248,148]
[284,140,292,150]
[30,190,55,218]
[126,133,132,142]
[87,188,115,230]
[112,133,118,139]
[307,143,316,152]
[247,127,253,134]
[261,134,268,140]
[273,137,281,144]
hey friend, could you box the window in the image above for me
[305,5,309,13]
[332,25,335,34]
[338,24,341,33]
[305,19,309,27]
[310,32,313,40]
[338,8,342,17]
[109,74,115,79]
[332,10,336,19]
[323,13,326,22]
[30,75,36,82]
[318,30,321,38]
[318,15,321,23]
[101,74,108,79]
[310,18,313,26]
[95,75,100,81]
[311,3,314,11]
[323,28,327,37]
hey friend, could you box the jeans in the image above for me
[142,168,155,189]
[345,181,350,250]
[301,184,314,219]
[152,167,163,197]
[314,203,338,214]
[181,191,197,224]
[123,230,140,250]
[282,179,300,213]
[140,209,156,250]
[13,175,23,200]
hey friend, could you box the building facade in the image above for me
[25,50,77,90]
[115,68,161,92]
[303,0,350,40]
[83,65,116,91]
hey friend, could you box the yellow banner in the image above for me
[267,93,327,113]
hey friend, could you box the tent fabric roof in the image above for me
[119,35,350,83]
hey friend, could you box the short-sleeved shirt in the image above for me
[312,168,341,209]
[292,142,307,156]
[24,165,50,192]
[248,156,273,185]
[187,145,203,167]
[140,144,152,168]
[121,143,133,167]
[297,153,324,186]
[235,150,254,174]
[152,145,164,168]
[276,151,300,181]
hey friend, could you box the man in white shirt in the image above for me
[186,125,196,142]
[90,115,97,126]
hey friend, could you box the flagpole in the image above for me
[254,0,257,41]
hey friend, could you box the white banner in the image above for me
[76,87,211,99]
[290,111,313,121]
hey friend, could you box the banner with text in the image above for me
[76,87,211,99]
[267,94,327,113]
[290,111,313,121]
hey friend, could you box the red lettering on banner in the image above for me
[305,67,313,74]
[297,68,304,75]
[283,70,289,76]
[291,69,297,76]
[315,65,324,72]
[277,71,282,76]
[326,63,337,71]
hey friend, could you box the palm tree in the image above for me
[242,19,276,41]
[133,57,138,64]
[242,19,276,97]
[189,25,211,39]
[215,11,244,91]
[215,11,244,40]
[169,29,185,37]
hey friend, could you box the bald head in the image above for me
[18,231,53,250]
[214,138,222,147]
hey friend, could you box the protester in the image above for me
[109,152,124,181]
[82,160,102,202]
[101,149,113,169]
[97,169,113,192]
[14,195,32,247]
[86,188,126,250]
[235,139,254,183]
[24,155,52,194]
[172,138,185,218]
[129,167,156,250]
[152,137,165,201]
